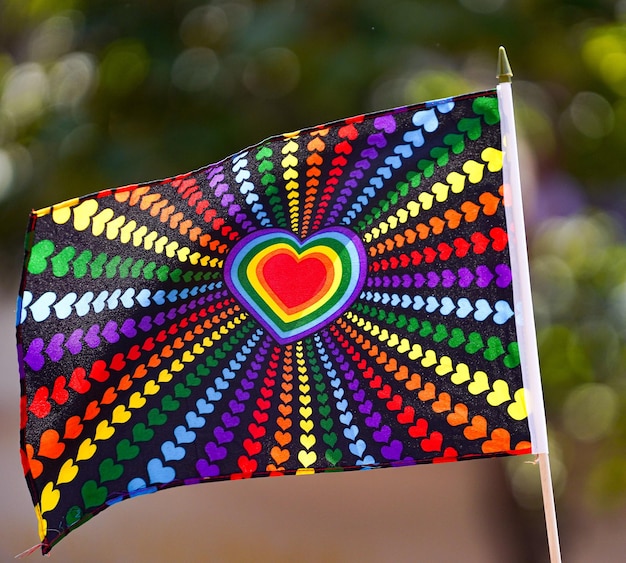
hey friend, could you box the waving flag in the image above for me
[17,85,548,554]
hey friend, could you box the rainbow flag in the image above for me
[16,87,547,553]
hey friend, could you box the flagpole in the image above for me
[496,46,562,563]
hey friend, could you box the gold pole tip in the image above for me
[498,46,513,83]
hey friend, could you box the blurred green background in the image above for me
[2,0,626,561]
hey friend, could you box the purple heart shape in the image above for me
[221,412,240,428]
[84,325,101,348]
[359,400,373,415]
[139,315,153,332]
[476,265,494,288]
[381,439,404,461]
[154,312,166,325]
[121,318,137,338]
[229,400,245,414]
[427,271,440,288]
[235,389,250,401]
[442,269,456,288]
[367,132,387,148]
[213,426,234,445]
[24,338,45,371]
[353,388,365,403]
[196,459,221,478]
[101,320,119,344]
[360,147,378,159]
[46,333,65,362]
[374,114,396,134]
[495,264,512,288]
[205,441,227,461]
[458,267,474,288]
[373,424,391,442]
[366,412,382,429]
[66,329,84,355]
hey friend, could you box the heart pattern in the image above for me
[17,89,534,555]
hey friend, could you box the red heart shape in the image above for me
[89,360,110,383]
[69,367,90,394]
[261,252,329,310]
[29,386,51,418]
[51,375,69,405]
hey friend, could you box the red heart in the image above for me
[248,423,266,439]
[51,375,69,405]
[437,242,453,261]
[408,418,428,438]
[110,353,127,371]
[377,384,392,399]
[89,360,110,383]
[338,123,358,140]
[243,438,262,456]
[386,394,403,411]
[69,367,91,394]
[236,455,258,476]
[396,405,415,425]
[490,226,508,251]
[261,252,328,310]
[29,386,51,418]
[420,430,443,452]
[471,232,489,254]
[453,237,471,257]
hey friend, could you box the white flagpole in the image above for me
[496,46,562,563]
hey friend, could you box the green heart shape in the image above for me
[161,395,180,412]
[465,332,484,354]
[325,448,342,465]
[457,117,482,141]
[504,342,521,368]
[484,336,505,361]
[418,320,432,337]
[432,324,448,343]
[51,246,76,277]
[323,432,338,448]
[99,457,124,483]
[116,439,140,461]
[174,383,191,398]
[81,480,108,509]
[448,327,466,348]
[147,408,168,426]
[132,422,154,443]
[256,145,272,159]
[473,96,500,125]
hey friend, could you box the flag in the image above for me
[16,87,545,554]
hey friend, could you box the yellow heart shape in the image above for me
[76,438,97,461]
[112,404,131,424]
[507,388,528,420]
[297,450,317,467]
[487,379,511,406]
[40,481,61,514]
[95,419,115,441]
[468,371,490,395]
[450,362,471,385]
[57,458,79,485]
[128,391,146,409]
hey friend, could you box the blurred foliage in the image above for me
[1,0,626,524]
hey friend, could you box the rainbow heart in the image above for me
[225,228,366,343]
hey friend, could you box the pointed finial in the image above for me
[497,46,513,83]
